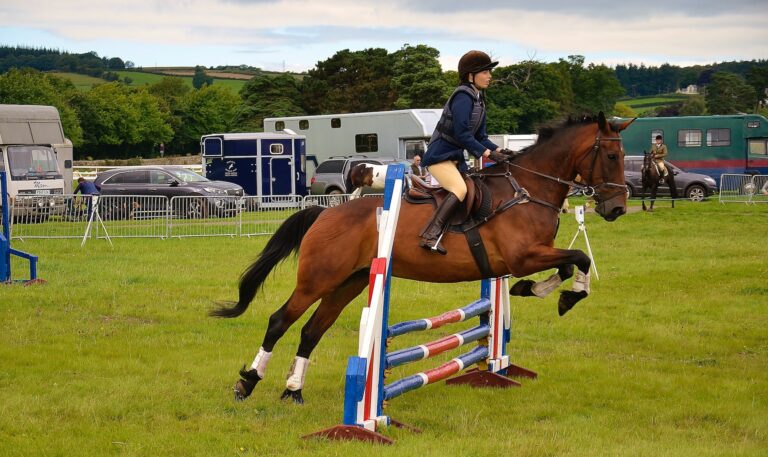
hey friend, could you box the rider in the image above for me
[650,134,668,182]
[420,50,510,255]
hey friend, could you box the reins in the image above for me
[468,132,627,225]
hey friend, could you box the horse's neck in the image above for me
[516,143,579,200]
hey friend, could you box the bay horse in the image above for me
[212,112,634,403]
[641,151,678,211]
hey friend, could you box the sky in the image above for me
[1,0,767,73]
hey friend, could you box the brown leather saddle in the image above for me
[405,175,492,228]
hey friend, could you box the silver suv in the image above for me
[310,157,404,195]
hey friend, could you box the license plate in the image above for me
[35,190,51,195]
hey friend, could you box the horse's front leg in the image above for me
[508,247,591,316]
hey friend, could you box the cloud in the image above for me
[0,0,766,70]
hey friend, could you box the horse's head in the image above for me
[349,164,374,189]
[574,112,635,222]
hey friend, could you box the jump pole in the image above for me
[305,164,536,444]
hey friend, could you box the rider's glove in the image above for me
[499,148,517,156]
[488,150,510,163]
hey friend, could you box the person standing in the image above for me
[420,50,510,255]
[650,135,668,181]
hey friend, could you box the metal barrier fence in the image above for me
[7,193,384,241]
[719,174,768,204]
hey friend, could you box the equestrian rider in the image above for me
[420,50,510,255]
[650,134,668,181]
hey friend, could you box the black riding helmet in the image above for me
[458,50,499,83]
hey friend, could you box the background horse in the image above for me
[348,163,387,197]
[641,151,678,211]
[212,112,634,403]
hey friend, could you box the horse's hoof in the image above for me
[280,388,304,404]
[510,279,535,297]
[558,290,588,316]
[234,380,251,402]
[647,208,654,212]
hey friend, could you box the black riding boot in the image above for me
[419,193,461,255]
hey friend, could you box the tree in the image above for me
[746,66,768,105]
[192,66,213,89]
[301,48,395,114]
[390,44,449,109]
[678,96,707,116]
[705,72,756,114]
[487,61,571,133]
[175,85,240,153]
[70,82,172,158]
[107,57,125,70]
[236,73,304,131]
[558,56,624,115]
[0,68,83,146]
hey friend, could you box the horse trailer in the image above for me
[263,109,442,179]
[200,132,307,204]
[618,114,768,186]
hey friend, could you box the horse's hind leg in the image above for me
[281,270,369,404]
[510,264,574,298]
[234,289,320,401]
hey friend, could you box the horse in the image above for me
[640,151,678,211]
[211,112,634,403]
[348,163,388,198]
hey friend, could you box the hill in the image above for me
[620,94,691,115]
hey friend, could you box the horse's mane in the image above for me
[535,114,599,145]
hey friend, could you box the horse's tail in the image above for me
[209,205,326,318]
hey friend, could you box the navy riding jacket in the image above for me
[423,86,498,173]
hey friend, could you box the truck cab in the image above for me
[1,144,66,220]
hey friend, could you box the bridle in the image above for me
[507,132,627,203]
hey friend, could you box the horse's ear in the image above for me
[611,117,637,132]
[597,111,607,132]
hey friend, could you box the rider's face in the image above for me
[471,70,492,89]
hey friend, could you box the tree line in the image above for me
[0,44,766,159]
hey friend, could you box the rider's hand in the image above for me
[488,150,509,163]
[499,148,516,156]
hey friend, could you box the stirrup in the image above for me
[419,233,447,255]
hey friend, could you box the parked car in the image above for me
[309,157,407,195]
[93,166,244,219]
[624,156,718,201]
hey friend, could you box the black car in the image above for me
[624,156,718,202]
[93,166,244,218]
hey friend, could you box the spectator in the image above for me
[410,153,427,179]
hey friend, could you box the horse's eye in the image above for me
[607,153,617,160]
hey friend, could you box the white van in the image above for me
[0,105,71,220]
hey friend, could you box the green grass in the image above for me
[51,71,247,93]
[118,71,246,93]
[51,72,110,91]
[622,95,690,115]
[1,200,767,456]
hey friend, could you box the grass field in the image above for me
[621,95,691,115]
[51,71,247,93]
[2,199,767,456]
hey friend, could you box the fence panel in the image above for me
[168,195,244,238]
[719,174,768,204]
[241,196,302,237]
[94,195,170,239]
[10,195,87,239]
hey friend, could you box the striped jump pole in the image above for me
[304,164,536,445]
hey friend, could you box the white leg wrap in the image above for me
[531,273,563,298]
[573,270,591,294]
[249,347,272,378]
[285,356,310,392]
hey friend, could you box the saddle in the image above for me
[405,175,492,227]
